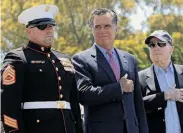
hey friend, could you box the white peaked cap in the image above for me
[18,4,59,26]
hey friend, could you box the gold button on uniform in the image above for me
[59,86,62,90]
[60,94,63,98]
[36,119,40,123]
[56,67,58,71]
[41,47,44,51]
[58,76,61,80]
[47,53,50,58]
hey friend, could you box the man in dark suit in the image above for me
[139,30,183,133]
[72,8,148,133]
[1,4,83,133]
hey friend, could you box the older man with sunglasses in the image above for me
[139,30,183,133]
[1,4,83,133]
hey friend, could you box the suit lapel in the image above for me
[145,65,156,91]
[174,64,183,88]
[173,65,183,119]
[90,45,116,82]
[115,49,128,77]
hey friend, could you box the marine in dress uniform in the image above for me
[1,4,83,133]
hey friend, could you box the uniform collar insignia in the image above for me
[27,41,51,54]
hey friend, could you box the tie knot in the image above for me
[106,50,112,56]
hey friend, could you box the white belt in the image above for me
[22,101,71,110]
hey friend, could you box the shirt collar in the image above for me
[27,41,51,54]
[154,62,174,75]
[95,43,114,55]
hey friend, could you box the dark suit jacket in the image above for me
[138,64,183,133]
[72,45,148,133]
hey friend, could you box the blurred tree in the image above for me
[171,32,183,64]
[1,0,135,54]
[115,32,152,70]
[1,0,183,70]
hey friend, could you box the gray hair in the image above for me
[89,8,118,28]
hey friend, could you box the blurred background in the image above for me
[1,0,183,69]
[1,0,183,132]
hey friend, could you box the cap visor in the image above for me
[37,21,56,26]
[145,35,167,44]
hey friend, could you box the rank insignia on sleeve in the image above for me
[4,114,18,129]
[2,64,16,85]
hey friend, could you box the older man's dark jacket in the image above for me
[139,64,183,133]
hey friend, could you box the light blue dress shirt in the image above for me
[154,63,181,133]
[95,44,120,78]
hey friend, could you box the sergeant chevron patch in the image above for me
[4,114,18,129]
[2,64,16,85]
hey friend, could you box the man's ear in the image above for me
[26,27,33,39]
[170,46,174,54]
[91,27,95,36]
[26,27,31,34]
[115,26,119,36]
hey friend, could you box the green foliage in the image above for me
[1,0,183,70]
[171,32,183,64]
[115,32,152,70]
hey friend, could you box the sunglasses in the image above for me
[30,24,55,30]
[148,41,167,48]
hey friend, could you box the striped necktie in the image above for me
[106,51,120,81]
